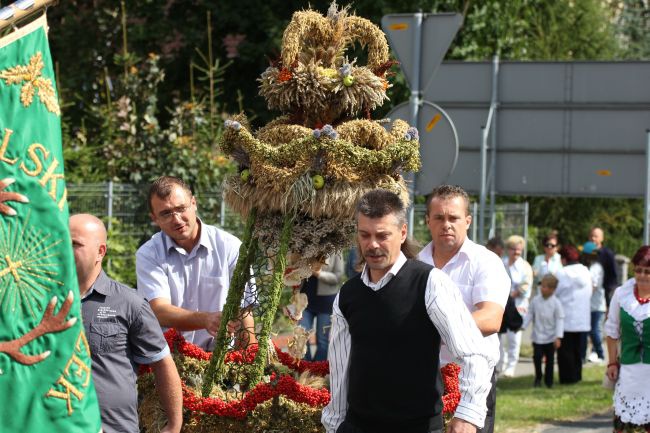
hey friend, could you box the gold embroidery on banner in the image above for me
[0,129,68,212]
[0,52,61,116]
[0,256,22,281]
[0,128,18,164]
[0,210,63,318]
[45,330,93,415]
[46,376,85,416]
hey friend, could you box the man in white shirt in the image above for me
[322,189,494,433]
[136,176,256,350]
[417,185,510,433]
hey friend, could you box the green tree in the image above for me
[615,0,650,59]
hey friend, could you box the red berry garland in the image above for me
[161,328,330,375]
[273,343,329,376]
[178,373,330,419]
[139,329,461,418]
[441,363,461,414]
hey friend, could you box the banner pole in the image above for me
[0,0,58,32]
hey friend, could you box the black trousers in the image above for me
[533,342,556,387]
[557,331,586,384]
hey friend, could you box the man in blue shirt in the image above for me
[136,176,256,350]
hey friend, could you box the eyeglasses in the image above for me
[634,267,650,276]
[157,205,190,222]
[544,243,557,248]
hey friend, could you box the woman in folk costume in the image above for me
[605,245,650,432]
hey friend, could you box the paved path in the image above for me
[538,410,612,433]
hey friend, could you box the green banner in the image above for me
[0,16,101,433]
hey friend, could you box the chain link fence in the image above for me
[66,182,246,286]
[67,183,529,284]
[411,202,529,254]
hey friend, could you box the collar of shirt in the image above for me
[82,270,111,300]
[162,217,213,258]
[361,251,407,290]
[504,255,526,270]
[419,238,472,270]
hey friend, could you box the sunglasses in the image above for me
[634,268,650,276]
[544,243,557,248]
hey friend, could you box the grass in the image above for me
[494,364,612,432]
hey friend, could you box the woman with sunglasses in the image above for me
[532,233,563,291]
[604,245,650,432]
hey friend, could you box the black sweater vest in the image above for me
[339,259,443,432]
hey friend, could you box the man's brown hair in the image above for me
[425,184,470,216]
[147,176,192,213]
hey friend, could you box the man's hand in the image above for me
[205,311,223,336]
[446,417,477,433]
[554,338,562,349]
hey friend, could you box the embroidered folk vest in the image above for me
[620,308,650,365]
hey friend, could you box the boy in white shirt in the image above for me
[522,274,565,388]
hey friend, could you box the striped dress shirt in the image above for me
[322,252,496,432]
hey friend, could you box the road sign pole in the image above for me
[488,55,500,239]
[479,126,487,243]
[406,12,423,237]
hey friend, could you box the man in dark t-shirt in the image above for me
[70,214,182,433]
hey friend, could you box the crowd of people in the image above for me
[69,177,649,433]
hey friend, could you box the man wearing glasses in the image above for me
[136,176,256,351]
[418,185,510,433]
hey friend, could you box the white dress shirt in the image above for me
[532,253,563,286]
[554,263,592,332]
[589,262,606,313]
[322,252,495,433]
[504,256,533,314]
[136,219,256,350]
[418,239,511,365]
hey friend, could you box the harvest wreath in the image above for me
[138,329,462,432]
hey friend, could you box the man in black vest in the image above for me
[322,190,494,433]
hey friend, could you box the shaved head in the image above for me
[70,214,107,243]
[70,214,107,293]
[589,227,604,248]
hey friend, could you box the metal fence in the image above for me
[67,182,245,237]
[411,202,529,254]
[67,183,529,283]
[66,182,247,285]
